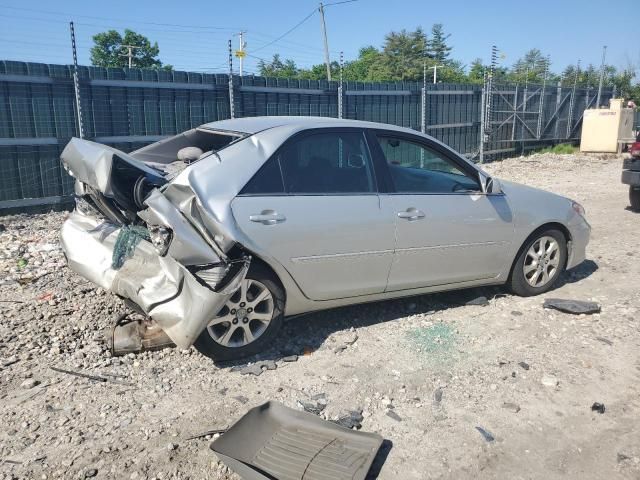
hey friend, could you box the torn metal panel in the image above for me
[60,138,165,198]
[60,211,248,349]
[139,189,224,265]
[109,315,175,356]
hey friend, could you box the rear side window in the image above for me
[241,157,285,195]
[280,131,375,194]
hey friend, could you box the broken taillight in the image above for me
[147,225,173,256]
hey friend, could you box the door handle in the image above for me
[249,210,286,225]
[397,208,425,221]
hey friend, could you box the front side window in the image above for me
[376,136,480,194]
[278,131,376,194]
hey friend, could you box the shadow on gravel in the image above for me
[366,439,393,480]
[215,260,599,369]
[213,285,505,369]
[557,259,599,287]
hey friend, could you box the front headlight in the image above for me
[571,201,586,217]
[147,225,172,256]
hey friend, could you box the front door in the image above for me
[232,129,395,301]
[371,133,515,291]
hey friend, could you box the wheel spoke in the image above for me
[249,287,271,306]
[242,325,255,343]
[541,270,549,285]
[238,279,251,303]
[524,263,538,275]
[208,312,234,327]
[218,324,240,346]
[251,312,272,322]
[529,270,541,285]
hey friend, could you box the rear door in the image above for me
[231,128,395,301]
[369,131,515,291]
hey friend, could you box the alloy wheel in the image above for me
[206,278,274,348]
[523,235,561,287]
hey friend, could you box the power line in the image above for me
[248,8,317,54]
[0,4,241,30]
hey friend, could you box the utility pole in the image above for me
[429,64,443,84]
[120,45,139,68]
[235,31,247,76]
[318,2,331,81]
[596,45,607,108]
[69,21,84,139]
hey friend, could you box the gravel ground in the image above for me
[1,152,639,480]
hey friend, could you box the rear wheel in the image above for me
[630,186,640,211]
[194,264,284,361]
[508,229,567,297]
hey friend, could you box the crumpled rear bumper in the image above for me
[60,211,247,349]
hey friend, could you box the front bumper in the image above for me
[622,170,640,187]
[60,211,247,349]
[566,214,590,269]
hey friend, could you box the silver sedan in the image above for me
[59,117,590,360]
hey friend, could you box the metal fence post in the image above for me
[536,61,548,139]
[338,51,343,119]
[521,78,528,151]
[566,66,579,139]
[69,21,85,139]
[479,81,486,164]
[511,84,518,141]
[228,39,235,119]
[421,59,427,134]
[553,81,562,140]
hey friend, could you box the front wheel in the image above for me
[508,229,567,297]
[630,186,640,211]
[194,264,284,361]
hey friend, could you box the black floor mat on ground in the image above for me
[210,401,384,480]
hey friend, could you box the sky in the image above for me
[0,0,637,76]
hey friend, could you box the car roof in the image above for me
[199,116,417,135]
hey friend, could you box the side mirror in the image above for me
[479,173,503,194]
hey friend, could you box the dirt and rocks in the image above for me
[1,152,639,480]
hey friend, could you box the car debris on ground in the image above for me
[209,401,384,480]
[543,298,602,315]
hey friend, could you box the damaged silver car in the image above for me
[60,116,591,360]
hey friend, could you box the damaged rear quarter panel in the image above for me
[61,211,248,349]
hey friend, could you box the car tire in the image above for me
[194,263,285,361]
[508,228,567,297]
[630,186,640,211]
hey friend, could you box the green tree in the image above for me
[90,29,170,69]
[257,54,299,78]
[342,46,383,81]
[297,61,340,80]
[468,58,486,84]
[428,23,452,62]
[378,27,428,81]
[510,48,549,84]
